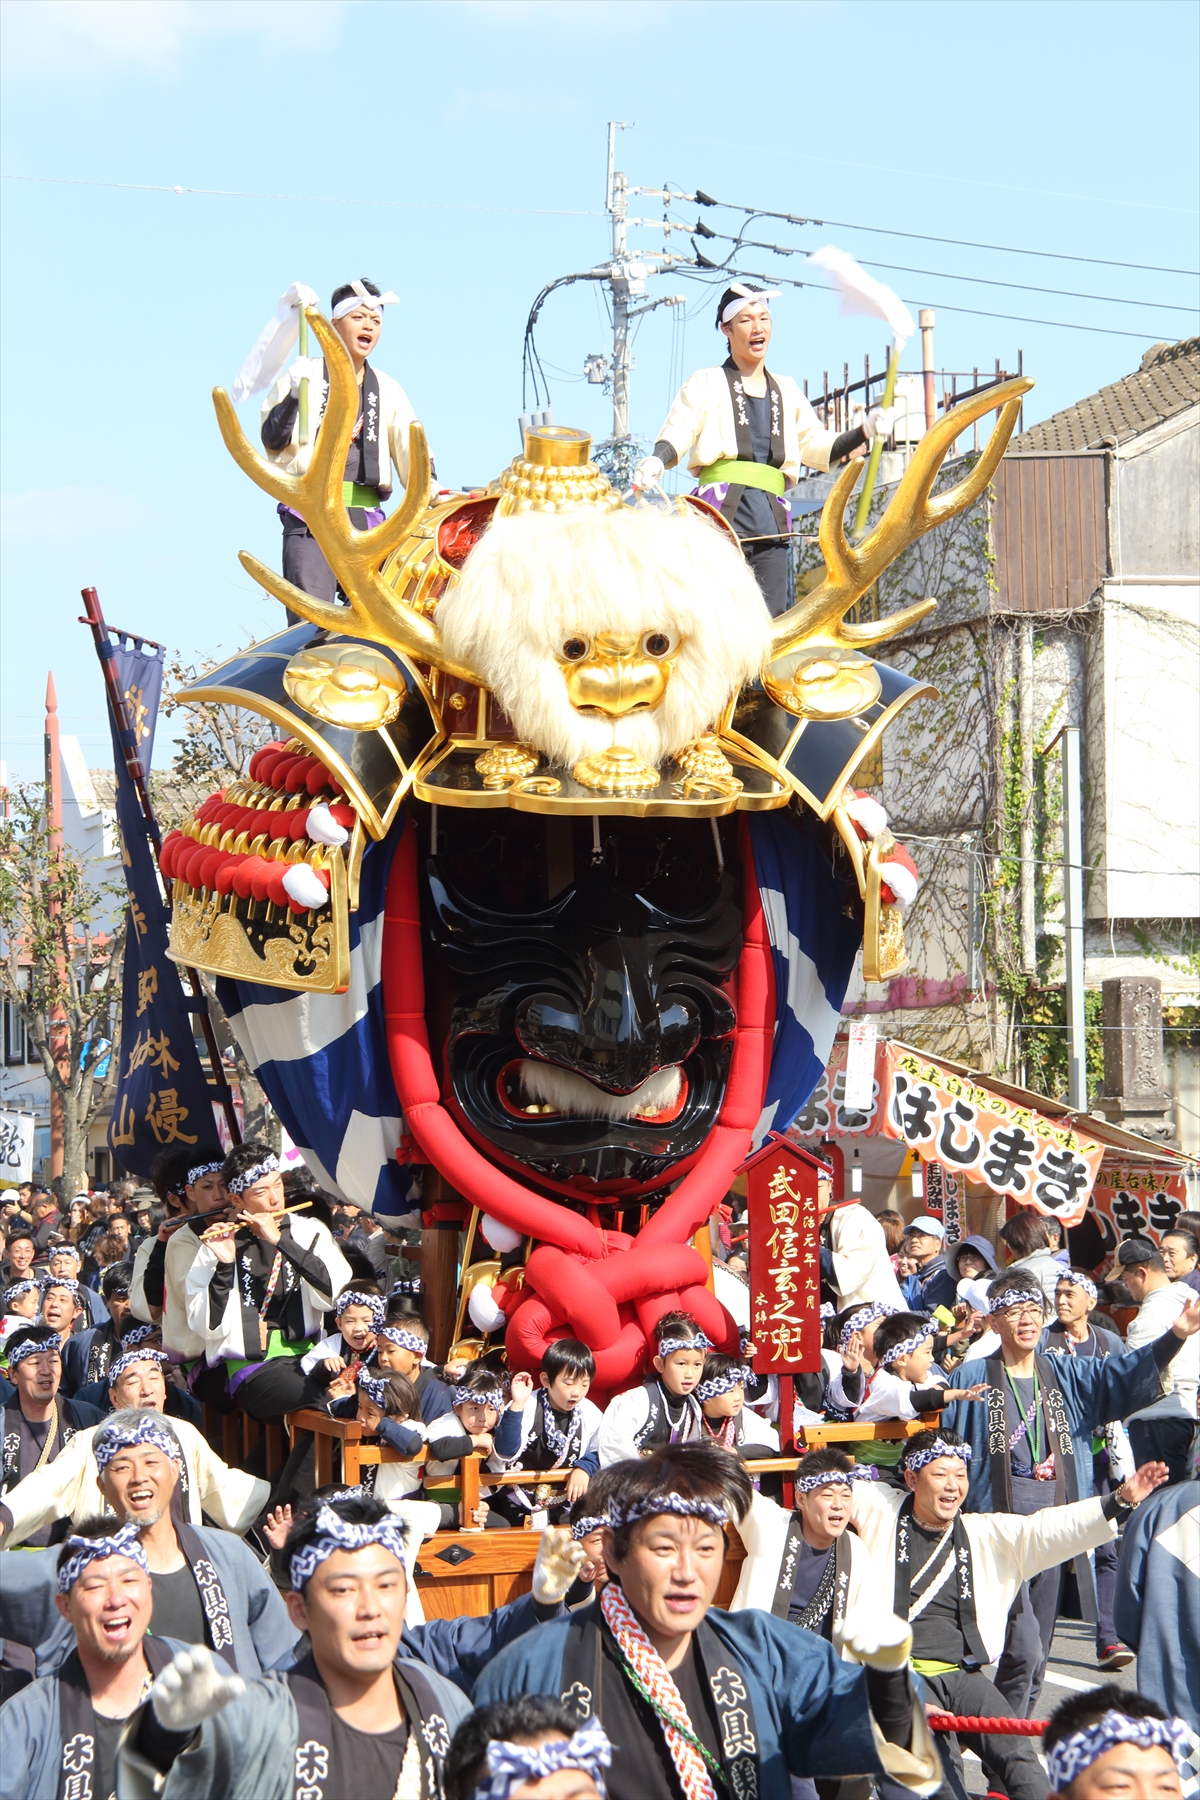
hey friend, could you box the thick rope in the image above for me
[927,1713,1047,1736]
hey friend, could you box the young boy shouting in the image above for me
[597,1310,710,1463]
[300,1282,384,1375]
[488,1339,603,1527]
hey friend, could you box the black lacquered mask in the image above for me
[420,811,741,1191]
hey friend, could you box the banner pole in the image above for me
[851,344,899,540]
[298,305,310,446]
[78,586,241,1146]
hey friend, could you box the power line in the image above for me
[679,264,1167,342]
[690,222,1198,314]
[685,190,1200,279]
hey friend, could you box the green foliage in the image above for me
[1016,986,1105,1105]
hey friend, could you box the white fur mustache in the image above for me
[518,1060,683,1120]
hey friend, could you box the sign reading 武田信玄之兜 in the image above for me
[743,1134,828,1372]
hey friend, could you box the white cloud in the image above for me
[0,0,349,74]
[1,487,156,545]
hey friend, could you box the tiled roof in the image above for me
[1010,336,1200,453]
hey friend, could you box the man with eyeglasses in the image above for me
[941,1265,1200,1717]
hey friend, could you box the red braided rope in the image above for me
[927,1713,1047,1736]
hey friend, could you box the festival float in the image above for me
[152,309,1033,1600]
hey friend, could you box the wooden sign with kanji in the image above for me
[742,1133,830,1374]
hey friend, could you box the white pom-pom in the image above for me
[468,1281,508,1333]
[306,804,349,847]
[479,1215,523,1253]
[878,859,919,907]
[282,864,331,911]
[845,793,888,839]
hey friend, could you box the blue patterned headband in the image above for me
[989,1286,1044,1315]
[881,1319,936,1365]
[453,1382,506,1410]
[357,1371,390,1408]
[49,1244,82,1262]
[695,1364,750,1401]
[121,1323,158,1349]
[289,1503,409,1589]
[58,1521,149,1595]
[107,1349,169,1386]
[1057,1270,1099,1305]
[838,1301,895,1351]
[226,1154,281,1195]
[94,1417,182,1474]
[570,1513,610,1541]
[7,1333,61,1367]
[336,1290,385,1329]
[39,1274,79,1296]
[472,1718,613,1800]
[609,1491,728,1530]
[656,1333,712,1357]
[795,1465,879,1495]
[901,1437,972,1473]
[186,1160,224,1186]
[4,1279,40,1307]
[379,1326,426,1355]
[1046,1712,1189,1789]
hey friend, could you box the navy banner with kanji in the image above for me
[101,630,214,1176]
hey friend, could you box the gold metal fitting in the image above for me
[571,744,661,794]
[674,735,743,799]
[474,744,541,789]
[283,643,406,731]
[494,427,622,518]
[562,632,675,718]
[762,647,884,722]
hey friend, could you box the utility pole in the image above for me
[1045,725,1088,1112]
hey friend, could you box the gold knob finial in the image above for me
[523,426,592,468]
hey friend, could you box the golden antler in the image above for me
[770,374,1034,660]
[212,309,482,681]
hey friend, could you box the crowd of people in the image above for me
[0,1147,1196,1800]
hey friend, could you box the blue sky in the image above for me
[2,0,1197,782]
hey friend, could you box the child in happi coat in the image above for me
[696,1352,780,1454]
[374,1308,452,1424]
[487,1339,603,1527]
[300,1281,384,1374]
[353,1369,427,1505]
[826,1310,986,1473]
[424,1363,509,1527]
[597,1310,710,1463]
[1,1279,41,1349]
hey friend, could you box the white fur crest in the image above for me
[518,1059,682,1120]
[436,503,773,767]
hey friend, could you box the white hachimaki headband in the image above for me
[226,1154,281,1195]
[50,1244,82,1262]
[989,1287,1044,1314]
[7,1333,61,1367]
[107,1349,169,1385]
[881,1319,936,1364]
[336,1290,386,1329]
[379,1326,426,1354]
[657,1332,712,1357]
[289,1503,408,1589]
[40,1273,80,1295]
[1046,1712,1190,1789]
[901,1437,972,1473]
[1058,1270,1099,1304]
[472,1719,613,1800]
[795,1465,879,1494]
[695,1364,750,1401]
[4,1279,40,1306]
[609,1491,729,1529]
[186,1160,224,1186]
[94,1417,183,1474]
[453,1382,506,1410]
[722,283,781,324]
[57,1521,149,1595]
[330,280,400,322]
[839,1301,896,1350]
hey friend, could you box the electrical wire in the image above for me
[688,189,1199,273]
[687,221,1198,314]
[522,272,608,412]
[675,262,1170,342]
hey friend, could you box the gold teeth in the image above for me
[495,455,622,518]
